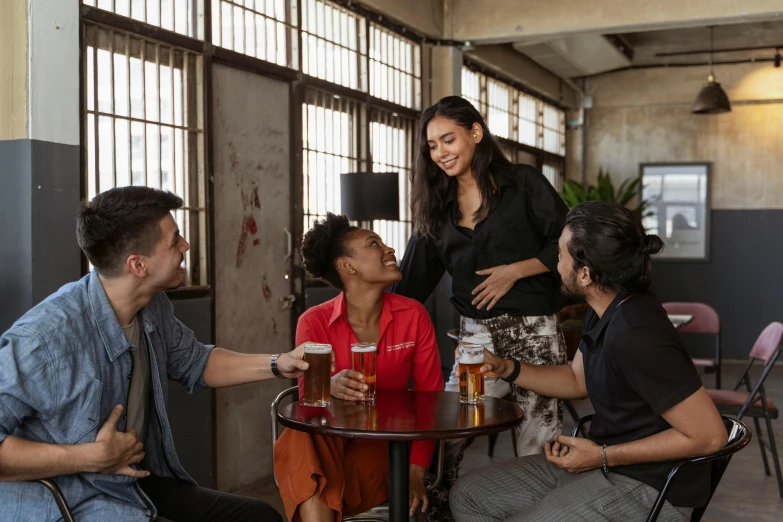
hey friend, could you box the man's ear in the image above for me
[126,254,147,278]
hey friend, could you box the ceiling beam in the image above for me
[446,0,783,44]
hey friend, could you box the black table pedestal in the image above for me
[389,440,410,522]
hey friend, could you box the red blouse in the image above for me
[296,292,444,468]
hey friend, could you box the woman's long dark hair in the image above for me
[411,96,514,238]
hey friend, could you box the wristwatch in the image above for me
[270,353,285,379]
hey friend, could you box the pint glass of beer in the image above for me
[459,343,485,404]
[302,343,333,407]
[351,342,377,403]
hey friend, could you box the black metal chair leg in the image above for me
[763,415,783,498]
[510,426,518,458]
[487,433,499,457]
[752,416,772,476]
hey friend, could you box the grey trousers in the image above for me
[450,454,693,522]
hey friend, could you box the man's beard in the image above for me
[560,270,585,300]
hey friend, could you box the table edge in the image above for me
[276,408,524,441]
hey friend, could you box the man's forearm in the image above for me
[606,427,723,468]
[505,363,588,400]
[0,436,95,481]
[202,348,274,388]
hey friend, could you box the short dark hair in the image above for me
[565,201,664,294]
[301,213,358,290]
[77,186,183,276]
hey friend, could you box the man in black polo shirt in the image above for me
[450,201,728,522]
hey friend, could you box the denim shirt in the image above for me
[0,272,215,521]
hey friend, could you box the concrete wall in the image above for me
[579,62,783,358]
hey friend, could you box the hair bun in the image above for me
[301,213,351,279]
[641,234,664,256]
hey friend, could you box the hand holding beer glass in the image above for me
[351,342,377,403]
[302,343,333,407]
[458,343,485,404]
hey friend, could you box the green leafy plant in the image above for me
[560,168,651,218]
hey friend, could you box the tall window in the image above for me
[83,0,203,39]
[301,89,362,233]
[302,0,366,88]
[369,25,421,110]
[84,23,207,286]
[370,108,416,256]
[299,0,421,258]
[212,0,298,68]
[461,65,566,188]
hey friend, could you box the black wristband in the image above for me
[501,359,521,383]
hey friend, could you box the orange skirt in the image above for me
[274,428,389,522]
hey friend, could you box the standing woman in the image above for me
[392,95,569,511]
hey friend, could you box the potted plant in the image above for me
[559,168,650,218]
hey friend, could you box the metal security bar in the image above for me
[84,23,207,287]
[369,24,421,110]
[83,0,203,39]
[302,88,364,233]
[212,0,298,68]
[369,107,416,257]
[302,0,367,90]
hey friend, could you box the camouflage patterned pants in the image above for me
[424,314,567,522]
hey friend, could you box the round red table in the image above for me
[276,389,524,522]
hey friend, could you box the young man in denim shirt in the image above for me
[0,186,309,521]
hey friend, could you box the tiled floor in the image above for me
[245,361,783,521]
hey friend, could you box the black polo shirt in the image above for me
[580,292,708,508]
[393,165,567,319]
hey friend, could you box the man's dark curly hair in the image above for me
[301,213,358,290]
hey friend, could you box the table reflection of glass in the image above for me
[277,390,523,522]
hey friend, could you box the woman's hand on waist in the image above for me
[331,369,367,401]
[471,264,522,311]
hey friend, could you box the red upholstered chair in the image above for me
[662,302,722,388]
[707,321,783,498]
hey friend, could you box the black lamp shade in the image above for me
[692,80,731,114]
[340,172,400,222]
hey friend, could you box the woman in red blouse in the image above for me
[274,213,444,522]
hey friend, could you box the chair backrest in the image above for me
[571,415,752,522]
[748,321,783,366]
[661,302,720,335]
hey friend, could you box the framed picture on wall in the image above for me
[639,162,711,261]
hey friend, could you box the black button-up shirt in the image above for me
[393,165,567,319]
[581,292,708,508]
